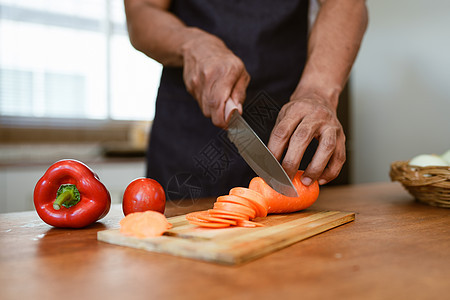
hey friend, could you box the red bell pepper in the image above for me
[34,159,111,228]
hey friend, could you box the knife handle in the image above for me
[225,98,242,124]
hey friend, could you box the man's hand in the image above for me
[267,94,346,186]
[181,30,250,128]
[266,0,367,186]
[124,0,249,127]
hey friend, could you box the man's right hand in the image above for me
[181,29,250,128]
[125,0,249,128]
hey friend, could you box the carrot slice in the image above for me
[119,212,142,234]
[217,195,257,211]
[213,202,256,219]
[186,211,207,220]
[216,195,261,218]
[189,220,231,228]
[217,195,265,217]
[186,215,209,223]
[186,213,213,224]
[207,209,249,219]
[236,220,265,228]
[186,211,214,223]
[207,212,248,221]
[195,212,237,225]
[186,211,237,225]
[120,211,172,238]
[186,211,206,222]
[221,194,265,218]
[139,212,172,237]
[184,185,278,229]
[229,187,268,217]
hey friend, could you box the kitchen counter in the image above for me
[1,182,449,299]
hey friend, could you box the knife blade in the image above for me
[224,99,298,197]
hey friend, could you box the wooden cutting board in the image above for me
[98,210,355,265]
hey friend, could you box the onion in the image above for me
[408,154,449,167]
[440,150,450,165]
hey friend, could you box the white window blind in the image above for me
[0,0,162,121]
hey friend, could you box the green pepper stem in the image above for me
[53,184,81,210]
[53,191,72,210]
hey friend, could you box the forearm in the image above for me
[124,0,215,66]
[293,0,368,109]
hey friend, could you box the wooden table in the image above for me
[1,183,449,300]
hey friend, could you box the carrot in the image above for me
[120,211,172,238]
[207,209,249,219]
[207,211,248,221]
[186,176,317,229]
[119,212,142,233]
[188,220,231,228]
[186,211,237,225]
[229,187,268,217]
[209,214,247,221]
[249,170,319,213]
[186,211,207,220]
[201,216,237,225]
[186,211,207,222]
[213,202,256,219]
[216,195,260,216]
[186,215,211,224]
[236,220,265,228]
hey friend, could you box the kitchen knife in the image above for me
[225,98,298,197]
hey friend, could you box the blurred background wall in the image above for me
[350,0,450,183]
[0,0,155,212]
[1,0,449,212]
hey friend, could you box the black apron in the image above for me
[147,0,315,201]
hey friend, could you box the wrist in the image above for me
[180,27,224,61]
[291,82,341,111]
[292,58,347,110]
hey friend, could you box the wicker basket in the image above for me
[390,161,450,208]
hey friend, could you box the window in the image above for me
[0,0,162,122]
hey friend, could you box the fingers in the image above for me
[280,119,316,180]
[316,146,346,185]
[231,69,250,114]
[268,98,346,186]
[205,75,230,127]
[267,113,299,162]
[206,65,249,128]
[301,127,345,185]
[182,40,249,128]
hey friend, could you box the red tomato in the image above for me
[122,178,166,216]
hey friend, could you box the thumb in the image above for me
[231,70,250,115]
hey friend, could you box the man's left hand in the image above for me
[267,94,346,186]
